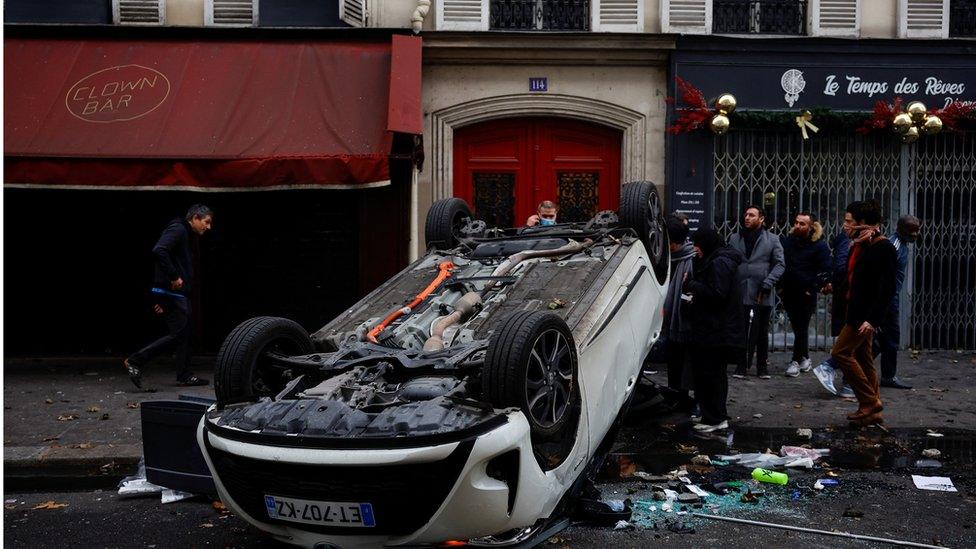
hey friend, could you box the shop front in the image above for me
[4,27,422,355]
[668,37,976,350]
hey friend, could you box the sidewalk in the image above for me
[3,357,216,489]
[3,350,974,486]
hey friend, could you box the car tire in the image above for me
[425,197,472,250]
[483,310,580,441]
[619,180,670,284]
[214,316,314,407]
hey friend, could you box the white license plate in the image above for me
[264,495,376,527]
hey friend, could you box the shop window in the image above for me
[950,0,976,36]
[112,0,164,25]
[712,0,807,34]
[205,0,258,26]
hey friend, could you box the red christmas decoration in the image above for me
[859,97,976,134]
[932,101,976,131]
[667,76,712,134]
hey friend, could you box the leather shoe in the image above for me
[881,376,912,389]
[847,402,883,420]
[850,412,884,427]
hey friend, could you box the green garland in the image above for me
[729,109,870,132]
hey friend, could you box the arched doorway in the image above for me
[453,117,622,227]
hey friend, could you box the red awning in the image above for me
[4,34,421,190]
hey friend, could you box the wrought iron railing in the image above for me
[713,0,807,35]
[950,0,976,36]
[489,0,590,31]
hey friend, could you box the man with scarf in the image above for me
[729,205,785,379]
[780,212,831,377]
[683,226,745,432]
[661,215,696,413]
[829,200,897,426]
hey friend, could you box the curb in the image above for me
[4,444,142,491]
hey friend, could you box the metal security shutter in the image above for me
[661,0,712,34]
[899,0,949,38]
[205,0,258,26]
[436,0,488,30]
[810,0,859,37]
[112,0,164,25]
[340,0,367,27]
[592,0,643,31]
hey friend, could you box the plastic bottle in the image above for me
[751,467,789,485]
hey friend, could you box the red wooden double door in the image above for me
[453,117,622,228]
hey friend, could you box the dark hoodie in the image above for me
[684,227,746,348]
[152,218,194,294]
[779,221,831,294]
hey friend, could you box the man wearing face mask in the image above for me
[874,215,921,389]
[526,201,558,227]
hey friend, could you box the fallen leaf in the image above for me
[793,404,803,409]
[57,415,77,422]
[212,501,228,514]
[74,443,94,450]
[44,399,54,404]
[4,505,16,510]
[87,406,100,413]
[126,402,139,409]
[32,501,68,510]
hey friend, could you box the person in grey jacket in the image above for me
[662,215,696,412]
[728,205,785,379]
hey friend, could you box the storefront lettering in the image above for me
[822,74,965,100]
[65,65,169,123]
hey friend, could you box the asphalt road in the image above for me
[5,466,975,549]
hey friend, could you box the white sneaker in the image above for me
[799,358,812,372]
[694,420,729,433]
[785,361,800,377]
[813,362,838,395]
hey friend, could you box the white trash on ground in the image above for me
[912,475,957,492]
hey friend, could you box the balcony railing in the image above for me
[713,0,807,35]
[950,0,976,36]
[489,0,590,31]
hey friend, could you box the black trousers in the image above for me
[129,296,192,379]
[666,340,693,393]
[738,305,771,371]
[874,305,900,379]
[691,346,730,425]
[782,289,817,362]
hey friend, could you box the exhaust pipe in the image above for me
[423,292,482,351]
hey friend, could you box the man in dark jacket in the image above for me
[874,215,921,389]
[662,215,696,411]
[125,205,214,388]
[729,205,785,379]
[684,226,745,432]
[830,200,897,426]
[780,212,831,377]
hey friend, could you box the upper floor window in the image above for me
[950,0,976,36]
[489,0,590,30]
[437,0,642,32]
[712,0,807,34]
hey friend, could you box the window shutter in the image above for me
[899,0,949,38]
[592,0,643,32]
[661,0,712,34]
[810,0,859,37]
[112,0,164,25]
[340,0,368,27]
[205,0,257,26]
[435,0,488,31]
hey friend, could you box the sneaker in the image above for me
[785,361,800,377]
[756,364,771,379]
[837,385,855,398]
[732,366,748,379]
[123,359,142,389]
[799,358,812,372]
[177,375,209,387]
[813,361,837,395]
[694,420,729,433]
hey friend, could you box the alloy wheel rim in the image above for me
[525,329,574,428]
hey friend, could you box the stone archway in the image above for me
[427,93,647,203]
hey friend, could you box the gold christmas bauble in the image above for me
[902,126,920,144]
[710,113,730,135]
[892,113,913,134]
[907,101,927,123]
[923,115,943,135]
[716,93,737,115]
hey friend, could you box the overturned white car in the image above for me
[198,181,670,548]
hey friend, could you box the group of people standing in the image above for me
[659,201,920,431]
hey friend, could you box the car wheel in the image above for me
[483,310,580,441]
[425,197,472,250]
[215,316,314,407]
[619,180,669,285]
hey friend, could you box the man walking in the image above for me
[830,200,897,426]
[729,205,785,379]
[661,215,696,413]
[876,215,921,389]
[125,205,214,388]
[780,212,831,377]
[684,226,745,432]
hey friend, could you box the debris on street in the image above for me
[912,475,957,492]
[32,501,68,510]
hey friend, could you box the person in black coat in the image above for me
[683,226,745,432]
[125,205,214,388]
[779,212,831,377]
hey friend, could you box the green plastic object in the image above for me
[752,468,789,485]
